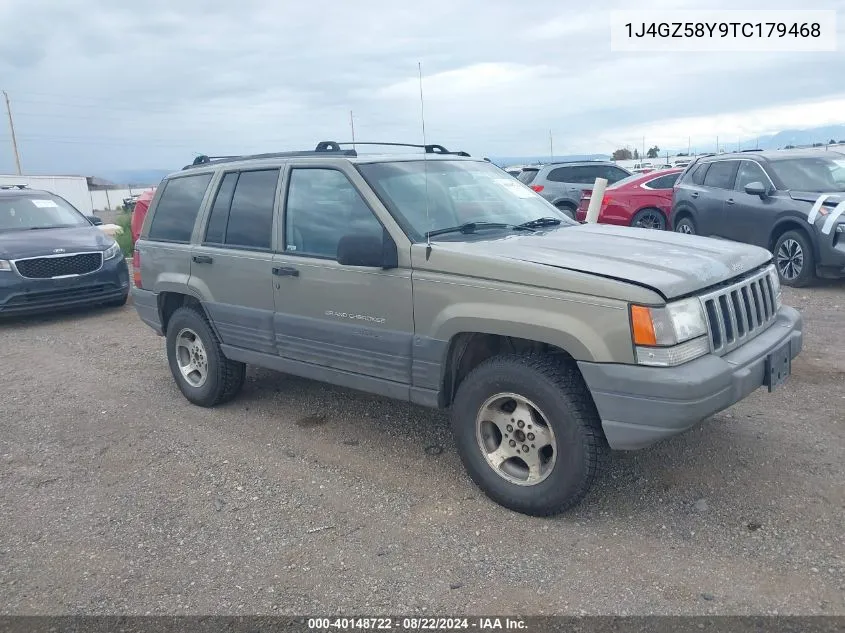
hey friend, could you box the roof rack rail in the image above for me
[0,183,28,190]
[182,143,360,170]
[316,140,471,157]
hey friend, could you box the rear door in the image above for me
[188,168,280,354]
[724,160,777,247]
[699,160,739,237]
[543,165,575,204]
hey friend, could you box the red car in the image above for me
[575,168,682,230]
[130,188,156,286]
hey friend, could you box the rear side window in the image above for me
[547,166,575,182]
[517,169,538,184]
[703,161,739,189]
[147,173,213,242]
[603,166,631,183]
[689,163,708,185]
[204,172,238,244]
[645,173,680,189]
[224,169,279,250]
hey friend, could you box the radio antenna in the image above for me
[419,61,432,259]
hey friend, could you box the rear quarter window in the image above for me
[517,169,539,184]
[147,173,213,242]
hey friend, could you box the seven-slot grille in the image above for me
[699,266,779,355]
[14,252,103,279]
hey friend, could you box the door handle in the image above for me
[726,198,735,205]
[272,266,299,277]
[192,255,213,264]
[690,192,699,199]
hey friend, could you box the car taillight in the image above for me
[132,250,142,288]
[531,185,544,192]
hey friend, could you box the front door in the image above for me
[723,160,777,248]
[271,164,414,393]
[189,168,281,355]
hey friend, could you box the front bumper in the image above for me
[0,255,129,317]
[578,306,803,450]
[815,222,845,276]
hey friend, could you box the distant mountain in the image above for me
[489,154,610,166]
[663,124,845,155]
[94,169,174,187]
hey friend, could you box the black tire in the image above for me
[450,354,608,516]
[165,306,246,407]
[555,202,576,220]
[773,229,815,287]
[631,208,667,230]
[673,214,696,235]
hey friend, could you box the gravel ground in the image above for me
[0,283,842,616]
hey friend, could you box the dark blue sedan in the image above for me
[0,187,130,317]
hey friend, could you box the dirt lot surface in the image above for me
[1,283,843,616]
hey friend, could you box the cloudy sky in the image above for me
[1,0,844,175]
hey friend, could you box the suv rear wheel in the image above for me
[674,215,696,235]
[774,230,815,287]
[555,202,576,220]
[166,306,246,407]
[450,354,607,516]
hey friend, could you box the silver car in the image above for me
[518,161,632,218]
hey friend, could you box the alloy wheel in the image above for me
[475,393,557,486]
[777,238,804,281]
[175,328,209,388]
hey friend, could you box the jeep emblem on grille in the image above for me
[53,248,65,254]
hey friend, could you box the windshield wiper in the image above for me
[26,224,73,230]
[514,217,563,230]
[426,222,517,239]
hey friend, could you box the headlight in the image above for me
[630,297,710,367]
[767,266,782,310]
[0,259,11,272]
[103,242,121,260]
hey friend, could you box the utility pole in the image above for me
[549,130,554,161]
[3,91,22,175]
[349,110,356,149]
[642,136,645,162]
[688,136,691,155]
[716,135,719,153]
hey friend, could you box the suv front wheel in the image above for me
[774,230,815,287]
[450,354,608,516]
[166,306,246,407]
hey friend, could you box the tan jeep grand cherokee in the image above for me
[132,141,803,516]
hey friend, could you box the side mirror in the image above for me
[89,216,104,226]
[744,182,767,197]
[337,230,398,269]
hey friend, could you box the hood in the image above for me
[788,190,845,206]
[0,225,113,260]
[433,224,772,299]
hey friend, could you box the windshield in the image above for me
[357,160,575,241]
[0,194,90,232]
[768,157,845,192]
